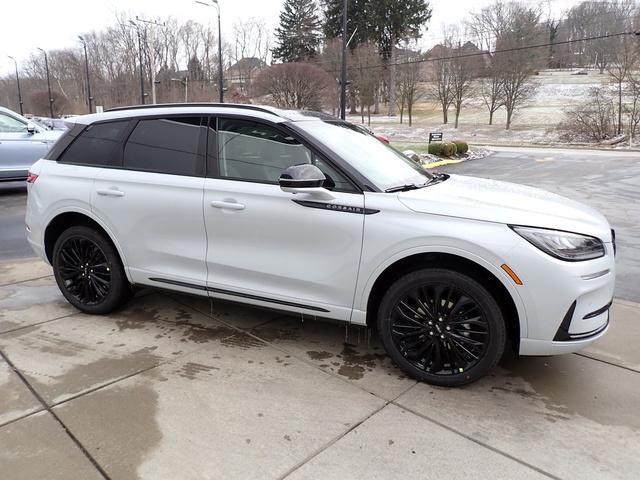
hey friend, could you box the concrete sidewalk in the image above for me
[1,258,639,480]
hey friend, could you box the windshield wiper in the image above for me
[385,183,423,193]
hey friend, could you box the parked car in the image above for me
[25,104,615,386]
[0,107,63,181]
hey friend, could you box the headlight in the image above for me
[510,226,605,261]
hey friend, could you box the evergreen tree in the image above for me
[272,0,322,62]
[321,0,431,57]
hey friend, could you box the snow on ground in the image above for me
[345,70,624,148]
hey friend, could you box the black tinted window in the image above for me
[217,118,354,191]
[59,121,128,166]
[124,117,204,176]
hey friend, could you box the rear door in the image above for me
[91,116,208,289]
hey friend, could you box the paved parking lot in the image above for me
[1,257,639,480]
[1,146,639,479]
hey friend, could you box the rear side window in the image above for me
[58,121,129,167]
[123,117,204,177]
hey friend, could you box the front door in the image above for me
[203,117,365,320]
[0,111,52,180]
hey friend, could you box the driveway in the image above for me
[1,257,640,479]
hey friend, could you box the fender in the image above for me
[351,244,528,338]
[43,205,133,283]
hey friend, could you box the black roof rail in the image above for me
[104,102,282,117]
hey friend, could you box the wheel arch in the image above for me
[364,251,524,353]
[44,211,130,281]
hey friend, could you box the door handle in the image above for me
[96,188,125,197]
[210,200,245,210]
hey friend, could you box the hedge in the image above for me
[428,141,458,157]
[453,140,469,154]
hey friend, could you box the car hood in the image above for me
[39,130,64,141]
[398,174,612,241]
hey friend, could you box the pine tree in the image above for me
[272,0,322,62]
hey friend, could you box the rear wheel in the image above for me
[52,226,131,314]
[377,268,506,387]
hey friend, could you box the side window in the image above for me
[123,117,204,177]
[0,112,27,133]
[217,118,355,191]
[59,121,129,167]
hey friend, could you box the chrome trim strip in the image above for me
[581,269,610,280]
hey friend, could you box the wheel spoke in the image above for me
[58,236,111,306]
[390,280,490,378]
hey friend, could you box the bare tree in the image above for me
[479,63,504,125]
[427,43,453,124]
[559,87,617,141]
[231,18,271,93]
[395,53,423,126]
[627,74,640,145]
[253,62,331,110]
[494,4,545,130]
[450,40,481,128]
[351,42,381,125]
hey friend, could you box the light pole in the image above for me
[135,17,165,104]
[37,48,54,118]
[78,36,93,113]
[340,0,348,119]
[129,20,146,105]
[171,77,188,102]
[195,0,224,102]
[7,56,23,115]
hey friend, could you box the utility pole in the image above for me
[136,16,165,104]
[7,56,23,115]
[37,48,54,118]
[340,0,348,120]
[128,20,146,104]
[78,36,93,113]
[196,0,224,102]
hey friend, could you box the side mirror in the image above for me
[26,123,37,134]
[279,164,334,200]
[279,164,326,189]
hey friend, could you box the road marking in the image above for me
[536,156,555,162]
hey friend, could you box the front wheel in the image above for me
[377,268,506,387]
[52,225,131,314]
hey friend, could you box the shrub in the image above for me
[441,142,457,157]
[453,140,469,154]
[427,142,445,156]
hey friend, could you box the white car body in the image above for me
[25,104,615,363]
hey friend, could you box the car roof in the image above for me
[68,103,338,126]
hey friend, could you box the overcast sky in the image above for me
[0,0,584,76]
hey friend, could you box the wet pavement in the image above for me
[1,257,639,480]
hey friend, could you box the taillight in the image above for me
[26,172,39,184]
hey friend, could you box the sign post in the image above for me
[429,132,443,143]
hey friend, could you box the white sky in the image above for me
[0,0,585,76]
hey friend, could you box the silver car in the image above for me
[0,106,62,181]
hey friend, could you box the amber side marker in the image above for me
[501,264,523,285]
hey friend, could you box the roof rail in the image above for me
[105,103,282,116]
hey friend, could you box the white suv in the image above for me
[25,104,616,386]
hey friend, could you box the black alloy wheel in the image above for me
[57,236,112,305]
[53,225,131,314]
[378,269,506,387]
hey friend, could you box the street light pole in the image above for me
[7,56,23,115]
[196,0,224,102]
[129,20,146,105]
[135,17,165,104]
[340,0,348,120]
[37,48,54,118]
[78,36,93,113]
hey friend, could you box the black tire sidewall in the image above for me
[52,225,130,315]
[377,268,506,387]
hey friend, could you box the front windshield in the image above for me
[297,120,431,191]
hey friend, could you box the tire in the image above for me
[377,268,506,387]
[52,225,131,314]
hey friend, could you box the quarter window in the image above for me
[123,117,204,176]
[216,118,354,191]
[59,121,129,167]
